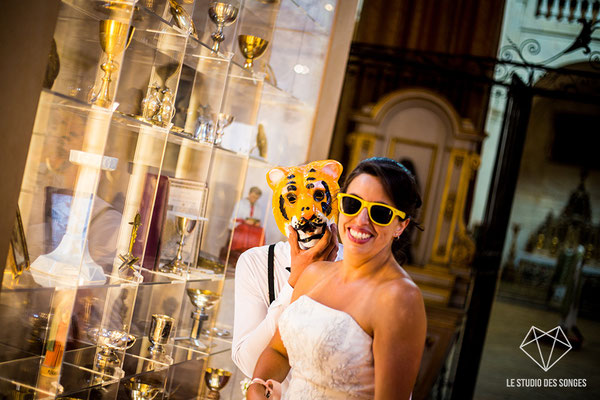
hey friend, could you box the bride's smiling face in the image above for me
[339,173,408,258]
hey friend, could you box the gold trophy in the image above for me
[125,378,162,400]
[186,289,220,349]
[238,34,269,70]
[160,215,197,274]
[118,212,143,281]
[213,113,234,145]
[204,368,231,400]
[168,0,198,39]
[148,313,175,355]
[208,1,240,53]
[90,20,135,108]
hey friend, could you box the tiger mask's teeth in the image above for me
[291,216,326,249]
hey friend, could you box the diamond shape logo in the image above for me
[520,326,572,371]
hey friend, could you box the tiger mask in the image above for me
[267,160,343,249]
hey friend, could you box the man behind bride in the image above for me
[232,160,344,393]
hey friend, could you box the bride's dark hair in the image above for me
[341,157,422,265]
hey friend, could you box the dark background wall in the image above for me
[330,0,506,166]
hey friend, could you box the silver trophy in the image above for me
[148,313,175,355]
[88,328,136,380]
[186,289,220,349]
[208,1,240,53]
[141,62,180,127]
[125,378,163,400]
[213,113,234,145]
[160,215,197,274]
[193,113,215,142]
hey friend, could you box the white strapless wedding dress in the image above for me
[278,295,375,399]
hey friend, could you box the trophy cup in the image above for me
[118,212,143,281]
[88,328,136,381]
[193,104,214,142]
[10,386,36,400]
[168,0,198,39]
[204,368,231,400]
[186,289,220,349]
[160,215,197,274]
[208,1,240,53]
[213,113,234,145]
[141,62,180,127]
[90,20,135,108]
[194,114,214,142]
[125,379,162,400]
[148,314,175,355]
[238,34,269,70]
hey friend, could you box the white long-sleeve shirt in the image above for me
[232,241,293,378]
[232,240,343,379]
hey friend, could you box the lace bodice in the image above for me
[279,295,375,399]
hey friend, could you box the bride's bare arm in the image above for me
[373,279,426,400]
[247,328,289,399]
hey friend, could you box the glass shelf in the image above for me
[0,352,117,398]
[288,0,335,35]
[3,0,343,398]
[61,0,136,23]
[123,335,230,369]
[36,89,219,150]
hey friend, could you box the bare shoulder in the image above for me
[292,260,339,299]
[373,275,425,324]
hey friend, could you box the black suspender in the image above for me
[268,244,276,305]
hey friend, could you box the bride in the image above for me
[247,157,426,400]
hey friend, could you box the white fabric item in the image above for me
[279,295,375,400]
[232,242,344,380]
[232,241,294,378]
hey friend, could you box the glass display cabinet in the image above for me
[0,0,347,399]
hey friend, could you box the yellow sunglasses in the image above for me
[337,193,407,226]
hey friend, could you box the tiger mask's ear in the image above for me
[311,160,343,181]
[266,166,289,189]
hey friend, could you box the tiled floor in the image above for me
[473,298,600,399]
